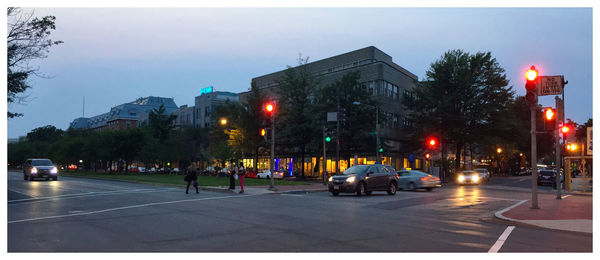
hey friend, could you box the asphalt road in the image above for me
[7,171,591,252]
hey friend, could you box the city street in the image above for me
[7,170,591,252]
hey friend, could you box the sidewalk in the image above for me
[200,183,328,195]
[495,194,593,234]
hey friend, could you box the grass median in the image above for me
[59,171,311,187]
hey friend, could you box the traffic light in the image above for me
[339,108,347,124]
[260,128,266,137]
[525,66,539,104]
[427,137,438,149]
[425,153,430,160]
[325,136,331,142]
[379,147,384,153]
[543,107,556,131]
[264,102,275,117]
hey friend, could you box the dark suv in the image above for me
[328,164,398,196]
[23,158,58,181]
[537,170,563,188]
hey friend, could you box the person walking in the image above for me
[185,163,199,194]
[238,162,246,193]
[228,161,237,190]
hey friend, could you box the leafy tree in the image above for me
[403,50,513,176]
[26,125,63,142]
[7,8,62,118]
[276,55,320,178]
[576,118,592,142]
[148,104,177,144]
[245,80,267,170]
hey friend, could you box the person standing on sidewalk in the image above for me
[185,163,199,194]
[238,162,246,193]
[228,161,237,190]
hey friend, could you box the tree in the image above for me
[26,125,64,142]
[276,55,320,179]
[7,8,62,118]
[148,104,177,144]
[245,80,267,171]
[403,50,513,176]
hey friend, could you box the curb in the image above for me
[493,199,592,235]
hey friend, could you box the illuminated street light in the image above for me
[220,118,228,125]
[497,148,503,154]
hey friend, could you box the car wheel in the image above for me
[387,182,397,195]
[266,176,270,179]
[408,182,416,191]
[356,182,365,196]
[426,187,433,192]
[29,175,34,181]
[332,191,339,196]
[365,190,372,195]
[53,177,58,181]
[23,174,27,180]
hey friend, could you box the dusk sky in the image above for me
[6,7,593,138]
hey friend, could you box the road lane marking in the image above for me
[8,194,259,224]
[7,188,34,198]
[561,195,571,199]
[8,188,161,203]
[8,189,175,206]
[488,226,515,253]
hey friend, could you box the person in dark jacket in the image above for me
[185,163,199,194]
[228,161,237,190]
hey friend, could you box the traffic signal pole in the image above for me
[555,97,562,199]
[323,125,327,184]
[530,104,539,209]
[269,113,275,190]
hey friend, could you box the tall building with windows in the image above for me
[238,46,419,174]
[69,96,179,131]
[173,87,239,129]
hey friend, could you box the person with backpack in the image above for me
[238,162,246,194]
[184,163,199,194]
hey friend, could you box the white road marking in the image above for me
[280,194,305,197]
[7,188,34,198]
[488,226,515,253]
[8,188,160,203]
[8,194,258,224]
[561,195,571,199]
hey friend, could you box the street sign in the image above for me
[587,127,592,155]
[327,112,337,122]
[538,76,564,96]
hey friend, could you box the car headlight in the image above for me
[346,176,356,183]
[457,175,464,182]
[328,176,333,182]
[51,167,58,174]
[31,167,38,174]
[472,175,480,182]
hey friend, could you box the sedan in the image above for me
[257,170,284,179]
[473,168,490,182]
[328,164,398,196]
[23,158,59,181]
[456,171,482,185]
[397,170,441,191]
[537,170,564,188]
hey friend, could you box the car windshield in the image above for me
[540,171,556,176]
[474,169,486,172]
[460,171,476,175]
[341,165,369,175]
[410,171,429,177]
[31,159,53,166]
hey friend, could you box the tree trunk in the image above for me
[454,143,463,173]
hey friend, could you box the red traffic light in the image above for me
[561,125,570,134]
[260,128,266,136]
[427,137,437,148]
[544,108,555,121]
[264,102,275,117]
[526,66,538,82]
[525,66,539,104]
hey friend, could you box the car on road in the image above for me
[397,170,441,191]
[257,169,284,179]
[473,168,490,182]
[456,170,482,185]
[328,164,398,196]
[537,170,564,188]
[23,158,59,181]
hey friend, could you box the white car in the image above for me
[171,168,180,173]
[257,170,284,179]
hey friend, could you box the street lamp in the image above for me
[352,101,380,163]
[497,148,503,154]
[220,118,228,125]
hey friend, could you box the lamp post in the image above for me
[352,101,379,163]
[496,147,502,176]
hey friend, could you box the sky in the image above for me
[6,7,594,138]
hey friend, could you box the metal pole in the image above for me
[269,114,275,190]
[323,125,327,184]
[376,105,380,163]
[336,86,340,175]
[531,104,539,209]
[555,97,562,199]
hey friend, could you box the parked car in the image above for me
[456,170,482,185]
[128,166,139,173]
[328,164,398,196]
[23,158,58,181]
[171,168,180,174]
[257,170,284,179]
[537,170,564,188]
[138,167,147,173]
[397,170,441,191]
[245,170,257,178]
[473,168,490,182]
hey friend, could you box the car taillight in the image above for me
[395,174,399,179]
[434,177,440,181]
[420,177,428,181]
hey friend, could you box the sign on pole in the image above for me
[327,112,337,122]
[538,76,564,96]
[587,127,593,155]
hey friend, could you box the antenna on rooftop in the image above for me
[83,96,85,117]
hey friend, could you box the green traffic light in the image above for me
[379,148,384,152]
[325,136,331,142]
